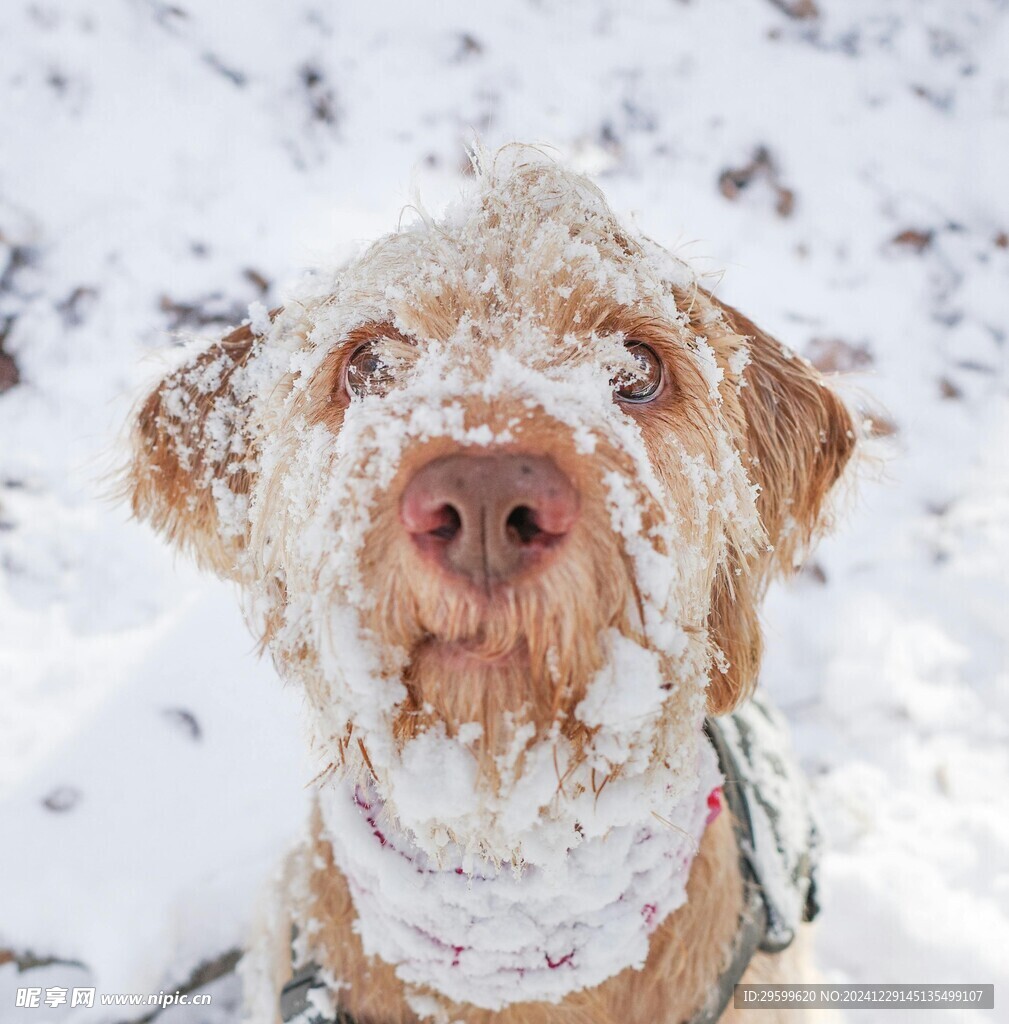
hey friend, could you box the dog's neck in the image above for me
[316,735,723,1012]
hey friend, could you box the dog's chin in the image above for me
[404,635,545,743]
[416,635,527,672]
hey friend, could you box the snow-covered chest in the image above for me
[317,738,723,1011]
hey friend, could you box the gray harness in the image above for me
[281,698,819,1024]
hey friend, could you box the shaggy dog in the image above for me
[125,149,855,1024]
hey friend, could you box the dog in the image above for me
[124,148,855,1024]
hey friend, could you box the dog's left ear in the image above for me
[125,313,279,579]
[690,291,856,714]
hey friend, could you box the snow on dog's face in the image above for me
[126,151,854,865]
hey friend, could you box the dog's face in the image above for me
[127,154,853,863]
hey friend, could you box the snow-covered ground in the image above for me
[1,1,1007,1021]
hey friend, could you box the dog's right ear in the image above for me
[125,313,278,579]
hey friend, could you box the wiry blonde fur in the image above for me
[124,148,854,1022]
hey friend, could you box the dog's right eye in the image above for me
[345,341,397,399]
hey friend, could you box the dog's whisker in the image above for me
[650,811,699,853]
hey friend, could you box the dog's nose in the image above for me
[400,453,579,585]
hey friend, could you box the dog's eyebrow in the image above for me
[594,313,674,342]
[339,321,416,350]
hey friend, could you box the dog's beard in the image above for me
[300,608,712,871]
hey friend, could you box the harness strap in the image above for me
[684,719,775,1024]
[278,960,339,1024]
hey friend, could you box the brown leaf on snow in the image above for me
[0,316,19,394]
[806,337,874,373]
[718,146,795,218]
[766,0,820,19]
[891,228,933,252]
[0,350,18,394]
[244,268,271,295]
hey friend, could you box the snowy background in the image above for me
[1,0,1007,1021]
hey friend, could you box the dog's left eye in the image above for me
[345,341,397,398]
[612,343,663,404]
